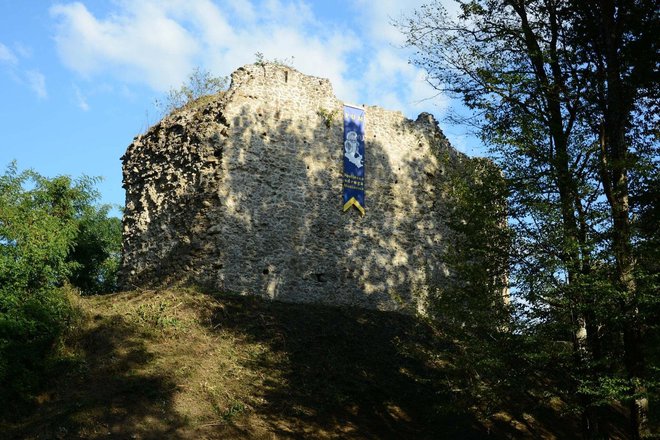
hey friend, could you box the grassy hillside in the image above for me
[2,288,620,439]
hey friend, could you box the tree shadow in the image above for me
[207,293,486,439]
[3,311,187,440]
[119,64,451,313]
[114,64,597,438]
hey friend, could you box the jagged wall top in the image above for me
[120,63,457,312]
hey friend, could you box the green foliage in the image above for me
[155,67,228,116]
[431,155,510,330]
[0,163,121,414]
[254,51,295,68]
[401,1,658,435]
[221,401,246,423]
[316,107,338,129]
[68,207,121,294]
[0,164,89,291]
[428,153,515,412]
[0,285,74,408]
[131,300,182,331]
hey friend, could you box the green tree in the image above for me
[432,156,510,330]
[399,1,657,437]
[429,152,515,417]
[68,206,122,294]
[155,67,228,115]
[0,166,90,290]
[0,163,121,412]
[399,1,601,434]
[569,2,659,435]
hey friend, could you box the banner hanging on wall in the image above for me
[342,104,366,216]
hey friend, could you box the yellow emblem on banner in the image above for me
[343,196,365,216]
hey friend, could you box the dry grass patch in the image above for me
[2,287,589,439]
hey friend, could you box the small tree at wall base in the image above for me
[0,163,122,413]
[67,206,122,294]
[429,151,516,419]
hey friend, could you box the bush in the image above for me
[68,207,122,294]
[0,163,121,413]
[0,286,73,410]
[155,67,228,115]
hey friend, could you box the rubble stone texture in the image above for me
[120,63,463,312]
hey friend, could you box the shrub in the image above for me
[155,67,228,115]
[0,163,121,413]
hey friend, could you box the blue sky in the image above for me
[0,0,478,216]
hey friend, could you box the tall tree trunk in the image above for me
[512,2,599,436]
[600,122,648,439]
[597,1,649,436]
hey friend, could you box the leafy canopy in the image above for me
[0,163,122,411]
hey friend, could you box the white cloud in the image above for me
[229,27,360,101]
[50,1,200,91]
[354,0,427,45]
[226,0,256,22]
[0,42,48,99]
[26,70,47,99]
[74,85,90,111]
[0,42,18,65]
[50,0,358,98]
[13,43,32,59]
[262,0,316,28]
[48,0,451,119]
[407,69,449,113]
[345,1,451,119]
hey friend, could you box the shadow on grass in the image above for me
[208,294,487,440]
[1,290,608,439]
[2,313,186,440]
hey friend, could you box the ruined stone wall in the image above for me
[120,63,461,312]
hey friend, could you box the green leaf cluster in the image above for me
[400,1,658,435]
[154,67,228,116]
[427,152,516,414]
[0,163,121,413]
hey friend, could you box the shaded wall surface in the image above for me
[120,63,461,312]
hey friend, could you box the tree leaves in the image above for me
[0,163,121,411]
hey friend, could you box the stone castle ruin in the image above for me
[119,63,466,312]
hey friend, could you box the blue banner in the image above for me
[342,105,365,215]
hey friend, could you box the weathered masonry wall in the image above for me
[120,63,462,312]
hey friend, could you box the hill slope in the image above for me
[3,288,590,439]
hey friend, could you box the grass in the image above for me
[0,287,619,439]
